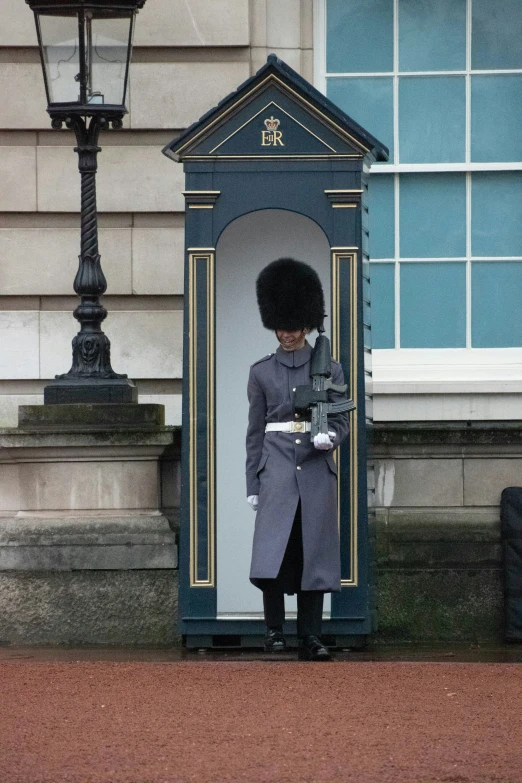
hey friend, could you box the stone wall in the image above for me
[372,422,522,643]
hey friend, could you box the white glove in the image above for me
[313,431,336,451]
[247,495,259,511]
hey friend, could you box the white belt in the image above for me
[265,421,311,433]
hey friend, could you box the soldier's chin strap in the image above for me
[275,327,309,348]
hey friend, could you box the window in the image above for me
[318,0,522,352]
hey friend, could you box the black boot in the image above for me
[264,628,286,653]
[298,635,331,661]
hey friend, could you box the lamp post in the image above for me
[26,0,146,404]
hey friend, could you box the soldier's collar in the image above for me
[275,342,312,367]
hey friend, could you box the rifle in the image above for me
[294,330,355,440]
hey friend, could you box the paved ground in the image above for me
[1,649,521,783]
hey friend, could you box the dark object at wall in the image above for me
[500,487,522,642]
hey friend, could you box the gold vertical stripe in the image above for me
[189,252,216,587]
[332,250,358,588]
[207,254,216,587]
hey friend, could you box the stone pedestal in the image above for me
[0,404,180,646]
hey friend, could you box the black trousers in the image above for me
[263,587,324,638]
[261,503,324,638]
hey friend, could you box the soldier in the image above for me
[246,258,350,661]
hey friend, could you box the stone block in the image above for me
[39,310,183,379]
[37,146,184,212]
[0,394,44,428]
[132,227,184,295]
[301,0,314,49]
[375,458,463,507]
[0,228,132,295]
[139,393,182,426]
[130,62,250,129]
[0,64,49,128]
[134,0,249,47]
[375,568,503,643]
[0,0,37,46]
[0,147,36,211]
[266,0,302,48]
[19,402,165,429]
[250,0,267,46]
[464,459,522,506]
[0,514,177,570]
[0,570,179,646]
[251,46,302,75]
[0,312,40,379]
[375,508,502,569]
[0,465,20,512]
[18,459,158,512]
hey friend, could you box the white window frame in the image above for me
[313,0,522,397]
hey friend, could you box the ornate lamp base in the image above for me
[44,377,138,405]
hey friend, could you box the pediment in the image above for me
[163,56,388,162]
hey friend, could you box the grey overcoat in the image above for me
[246,342,350,592]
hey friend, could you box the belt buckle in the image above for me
[293,422,304,433]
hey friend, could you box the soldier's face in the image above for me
[276,328,309,351]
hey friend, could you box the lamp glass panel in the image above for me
[87,13,133,106]
[38,14,81,104]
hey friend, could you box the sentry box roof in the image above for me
[163,55,389,164]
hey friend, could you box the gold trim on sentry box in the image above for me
[331,250,358,588]
[183,154,363,160]
[332,204,358,208]
[174,74,371,157]
[189,251,216,588]
[208,100,337,155]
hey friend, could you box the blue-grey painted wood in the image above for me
[166,56,387,645]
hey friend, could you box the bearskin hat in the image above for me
[256,258,325,331]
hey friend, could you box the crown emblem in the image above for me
[264,116,280,131]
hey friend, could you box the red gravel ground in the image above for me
[1,660,521,783]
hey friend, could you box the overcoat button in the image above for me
[293,387,296,392]
[294,413,299,419]
[295,439,301,444]
[297,466,302,470]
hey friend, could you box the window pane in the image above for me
[400,262,466,348]
[399,0,466,72]
[400,174,466,257]
[472,0,522,70]
[399,77,465,163]
[472,173,522,257]
[472,262,522,347]
[327,77,394,161]
[368,175,394,258]
[326,0,393,73]
[471,76,522,162]
[370,264,395,348]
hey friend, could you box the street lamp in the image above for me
[26,0,146,404]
